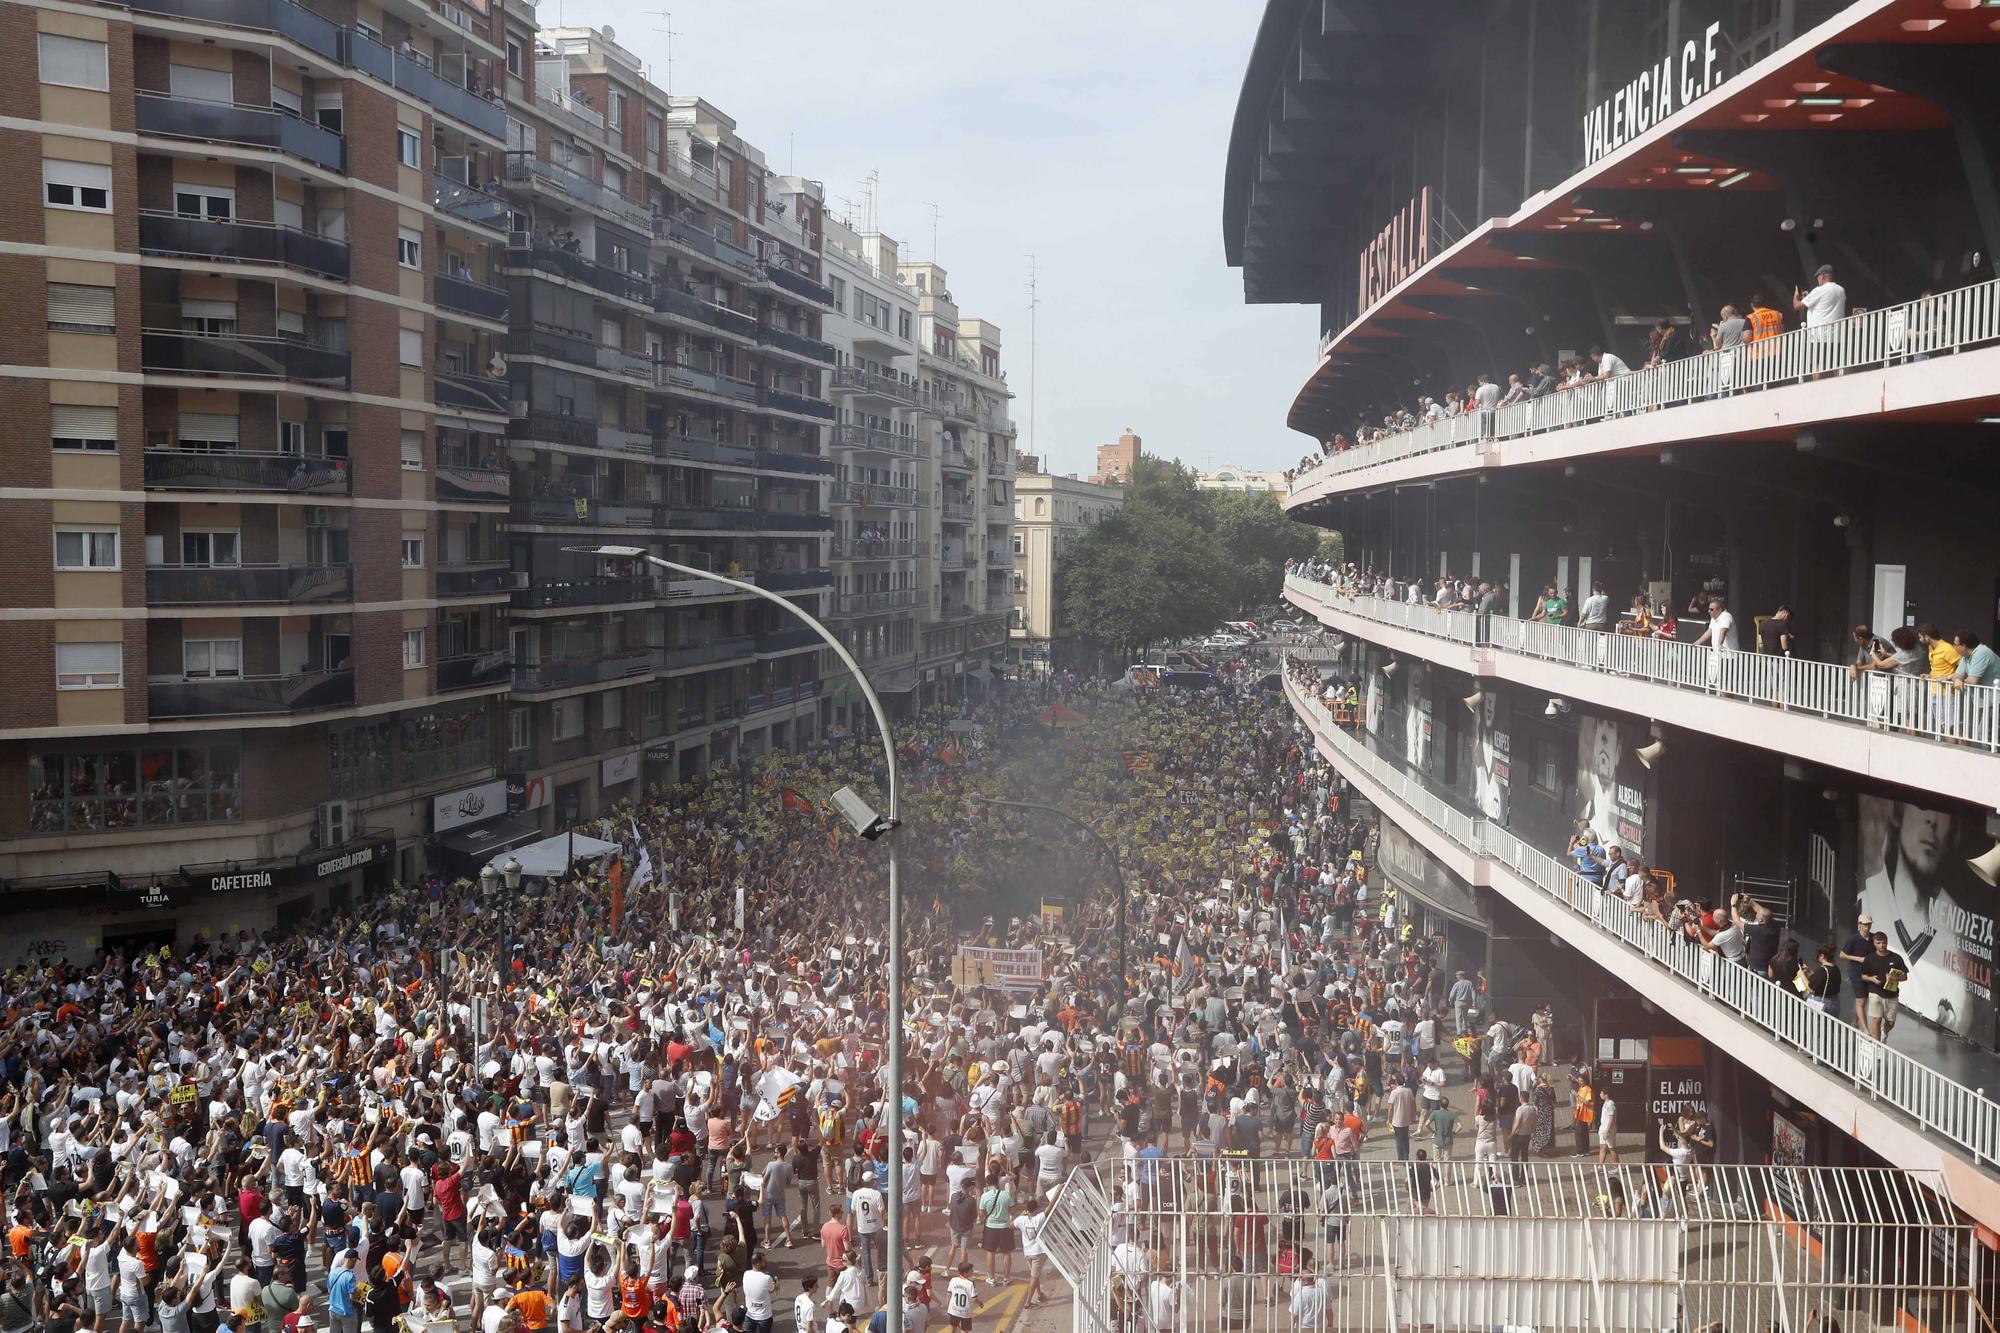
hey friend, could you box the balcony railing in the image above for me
[831,481,920,507]
[514,576,653,609]
[127,0,342,61]
[135,93,343,172]
[762,387,835,420]
[659,436,757,467]
[986,454,1013,477]
[940,549,978,570]
[1282,667,2000,1170]
[1284,573,2000,752]
[435,462,510,503]
[831,537,917,560]
[754,569,831,593]
[755,450,835,478]
[985,547,1012,566]
[434,175,508,230]
[508,241,653,305]
[503,153,651,231]
[663,508,834,533]
[755,626,820,654]
[146,563,351,605]
[596,344,655,381]
[831,589,920,616]
[940,447,975,472]
[138,211,348,279]
[757,325,837,364]
[524,496,658,528]
[941,498,974,520]
[435,649,512,692]
[433,270,509,321]
[1292,276,2000,495]
[364,33,505,138]
[142,329,348,386]
[434,369,511,415]
[436,561,514,597]
[657,217,761,278]
[763,263,837,307]
[831,366,919,404]
[833,424,919,456]
[149,668,354,719]
[513,649,662,691]
[510,413,596,449]
[663,636,755,670]
[143,449,351,495]
[653,287,759,339]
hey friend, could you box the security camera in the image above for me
[830,785,898,841]
[1545,697,1569,717]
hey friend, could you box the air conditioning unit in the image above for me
[318,799,350,848]
[306,506,334,525]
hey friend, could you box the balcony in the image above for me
[503,153,651,231]
[933,394,975,424]
[985,546,1012,566]
[940,549,978,570]
[594,424,653,454]
[755,569,832,594]
[1289,277,2000,504]
[524,497,659,528]
[434,369,510,415]
[436,561,514,597]
[143,449,351,495]
[146,563,351,605]
[831,537,917,560]
[1283,572,2000,797]
[762,387,835,420]
[595,344,655,381]
[658,435,757,467]
[663,508,833,534]
[762,263,837,307]
[433,270,509,321]
[941,498,974,521]
[514,576,653,610]
[662,636,756,670]
[141,329,347,386]
[435,649,511,692]
[148,668,354,719]
[757,325,837,364]
[510,413,597,450]
[135,93,343,172]
[832,424,919,457]
[513,649,661,691]
[655,361,760,404]
[434,175,508,231]
[831,481,920,508]
[986,454,1013,477]
[127,0,342,61]
[1279,666,2000,1185]
[754,626,819,654]
[831,589,920,617]
[138,211,348,280]
[756,451,835,478]
[354,33,505,139]
[508,241,653,305]
[831,366,919,404]
[653,286,759,339]
[940,446,975,473]
[656,217,761,278]
[435,462,510,504]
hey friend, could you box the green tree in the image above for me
[1315,530,1346,566]
[1058,505,1230,655]
[1207,490,1319,609]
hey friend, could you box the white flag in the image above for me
[629,823,655,892]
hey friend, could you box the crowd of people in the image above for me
[1286,265,1860,484]
[0,663,1654,1333]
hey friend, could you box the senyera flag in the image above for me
[779,787,816,814]
[1121,749,1155,772]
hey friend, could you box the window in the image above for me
[645,111,661,156]
[898,309,912,341]
[180,300,237,336]
[168,63,232,102]
[397,128,420,168]
[29,744,240,834]
[43,159,110,212]
[51,403,116,451]
[398,327,422,367]
[643,683,662,721]
[329,718,392,799]
[400,429,424,470]
[47,282,113,334]
[1533,735,1561,795]
[55,642,121,690]
[177,411,239,450]
[507,705,530,752]
[607,90,624,129]
[39,34,107,90]
[397,226,421,269]
[397,701,493,785]
[182,639,242,680]
[401,537,424,569]
[603,162,623,195]
[173,184,233,220]
[601,690,624,732]
[181,531,240,567]
[270,84,301,116]
[829,275,846,313]
[401,629,425,668]
[551,697,583,740]
[53,529,118,570]
[505,39,523,76]
[1011,532,1024,554]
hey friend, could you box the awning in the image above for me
[435,817,543,860]
[489,831,620,880]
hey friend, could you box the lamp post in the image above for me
[970,795,1130,1005]
[563,544,907,1326]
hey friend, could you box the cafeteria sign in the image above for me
[955,945,1044,992]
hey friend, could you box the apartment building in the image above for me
[1229,0,2000,1222]
[1009,470,1125,675]
[2,0,516,952]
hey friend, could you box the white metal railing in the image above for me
[1284,573,2000,752]
[1288,276,2000,496]
[1283,666,2000,1169]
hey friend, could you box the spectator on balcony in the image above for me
[1701,904,1748,966]
[1952,632,1998,687]
[1474,374,1501,412]
[1497,373,1530,407]
[1657,318,1693,362]
[1794,264,1848,331]
[1740,898,1781,975]
[1759,604,1801,658]
[1746,294,1784,343]
[1710,305,1748,350]
[1860,931,1910,1040]
[1692,597,1738,653]
[1850,624,1922,682]
[1917,624,1959,680]
[1578,582,1611,632]
[1839,913,1876,1028]
[1800,943,1844,1014]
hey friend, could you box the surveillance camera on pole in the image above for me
[831,785,898,841]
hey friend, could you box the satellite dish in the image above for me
[601,24,615,40]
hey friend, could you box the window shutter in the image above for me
[47,283,114,330]
[51,404,117,445]
[38,35,108,90]
[177,412,240,444]
[181,299,238,322]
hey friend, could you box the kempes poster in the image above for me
[1854,793,1995,1041]
[1575,711,1648,858]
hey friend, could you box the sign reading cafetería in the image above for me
[1355,187,1431,314]
[1583,21,1724,166]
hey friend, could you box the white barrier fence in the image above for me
[1288,276,2000,494]
[1283,668,2000,1169]
[1042,1157,1979,1333]
[1284,574,2000,751]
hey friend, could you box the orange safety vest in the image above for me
[1574,1085,1596,1125]
[1747,306,1783,342]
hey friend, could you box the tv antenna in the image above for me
[646,10,680,97]
[925,202,941,261]
[1024,254,1039,461]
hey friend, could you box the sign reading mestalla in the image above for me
[1582,22,1724,166]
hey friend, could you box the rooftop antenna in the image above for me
[1024,254,1039,463]
[861,170,879,234]
[925,201,941,261]
[646,9,679,98]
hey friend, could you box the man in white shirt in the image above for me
[944,1262,978,1332]
[1288,1272,1327,1331]
[739,1253,775,1333]
[791,1276,818,1333]
[848,1184,885,1287]
[1796,263,1848,377]
[1589,345,1631,414]
[1694,597,1738,653]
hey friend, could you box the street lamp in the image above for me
[970,794,1130,1007]
[563,543,909,1323]
[500,856,523,891]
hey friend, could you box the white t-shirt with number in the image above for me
[946,1277,977,1320]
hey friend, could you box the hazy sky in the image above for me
[540,0,1320,478]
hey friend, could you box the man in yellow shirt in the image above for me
[1919,623,1960,678]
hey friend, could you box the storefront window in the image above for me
[399,702,495,786]
[329,720,394,800]
[30,744,240,834]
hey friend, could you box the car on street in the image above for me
[1196,633,1250,651]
